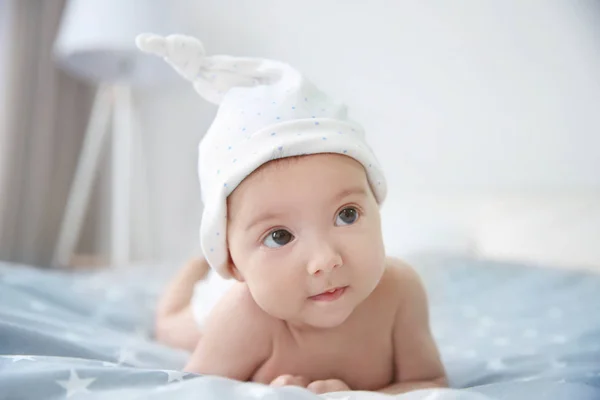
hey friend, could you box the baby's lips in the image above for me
[309,286,347,301]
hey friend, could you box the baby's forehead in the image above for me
[226,154,370,216]
[238,153,366,191]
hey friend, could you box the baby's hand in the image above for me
[270,374,309,388]
[270,375,351,394]
[307,379,350,394]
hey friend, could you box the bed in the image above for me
[1,253,599,400]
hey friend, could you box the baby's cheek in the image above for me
[248,271,301,315]
[349,232,382,259]
[347,235,386,278]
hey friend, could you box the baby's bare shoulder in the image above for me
[383,257,430,320]
[211,283,275,333]
[377,257,423,299]
[369,257,430,322]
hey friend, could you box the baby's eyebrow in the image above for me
[244,210,285,231]
[240,187,368,230]
[333,186,368,203]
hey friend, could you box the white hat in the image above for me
[136,33,387,278]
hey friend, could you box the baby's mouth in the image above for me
[309,286,348,302]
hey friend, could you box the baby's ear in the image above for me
[227,255,245,282]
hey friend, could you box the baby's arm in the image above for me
[379,261,448,394]
[184,283,272,380]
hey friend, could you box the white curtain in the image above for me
[0,0,11,163]
[0,0,95,267]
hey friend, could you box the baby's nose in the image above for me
[307,246,342,276]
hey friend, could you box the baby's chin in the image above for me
[257,300,355,330]
[299,302,357,329]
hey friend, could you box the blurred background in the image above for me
[1,0,599,271]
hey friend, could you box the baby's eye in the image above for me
[263,229,295,248]
[335,207,359,226]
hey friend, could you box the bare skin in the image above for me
[158,154,447,395]
[184,258,446,394]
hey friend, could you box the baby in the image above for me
[137,34,447,395]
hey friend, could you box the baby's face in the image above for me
[226,154,386,329]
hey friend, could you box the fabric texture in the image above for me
[1,256,600,399]
[136,33,387,278]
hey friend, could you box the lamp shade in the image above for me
[54,0,179,86]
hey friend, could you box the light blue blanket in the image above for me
[1,255,599,399]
